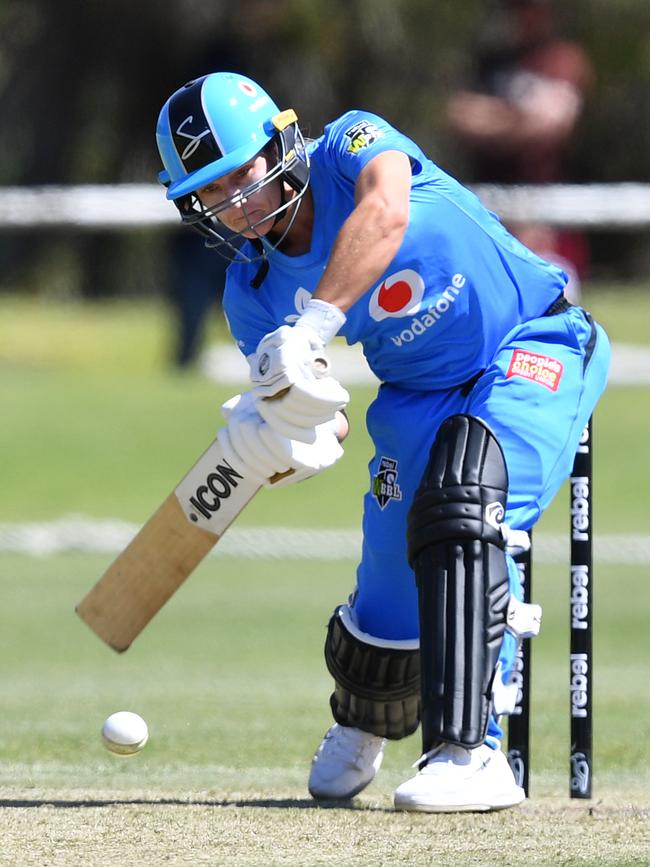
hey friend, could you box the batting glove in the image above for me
[248,301,349,441]
[218,392,344,488]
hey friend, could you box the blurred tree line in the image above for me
[0,0,649,301]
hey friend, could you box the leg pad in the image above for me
[407,414,511,749]
[324,605,420,740]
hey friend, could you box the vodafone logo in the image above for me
[368,269,425,321]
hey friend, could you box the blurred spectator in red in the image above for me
[446,0,594,301]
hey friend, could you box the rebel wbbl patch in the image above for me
[372,457,403,510]
[506,349,564,392]
[344,119,384,154]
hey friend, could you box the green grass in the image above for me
[1,552,649,785]
[1,553,649,866]
[1,287,649,865]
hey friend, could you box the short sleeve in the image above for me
[321,110,426,183]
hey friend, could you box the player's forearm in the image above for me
[313,190,409,313]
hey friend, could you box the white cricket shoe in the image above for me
[308,723,386,799]
[394,743,525,812]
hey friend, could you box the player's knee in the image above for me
[324,604,420,740]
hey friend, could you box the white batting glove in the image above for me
[220,390,257,422]
[248,300,349,443]
[249,298,347,396]
[255,374,350,443]
[218,393,344,488]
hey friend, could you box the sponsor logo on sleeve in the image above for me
[372,457,403,510]
[344,119,384,154]
[506,350,564,392]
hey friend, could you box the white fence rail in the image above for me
[0,183,649,230]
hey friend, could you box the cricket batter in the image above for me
[156,72,610,811]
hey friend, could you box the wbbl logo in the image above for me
[344,119,383,154]
[372,457,402,510]
[187,460,244,521]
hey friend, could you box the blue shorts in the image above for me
[352,306,610,638]
[351,307,609,741]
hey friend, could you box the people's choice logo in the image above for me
[368,270,425,321]
[506,350,564,392]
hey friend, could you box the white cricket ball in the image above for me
[101,711,149,756]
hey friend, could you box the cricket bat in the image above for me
[75,438,263,653]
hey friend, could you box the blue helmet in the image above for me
[156,72,310,262]
[157,72,284,199]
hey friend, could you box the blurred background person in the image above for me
[446,0,594,301]
[168,224,230,369]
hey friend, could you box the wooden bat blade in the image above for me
[75,438,259,652]
[76,494,218,652]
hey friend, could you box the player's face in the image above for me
[196,153,281,239]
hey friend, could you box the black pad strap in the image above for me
[324,606,420,740]
[407,415,510,749]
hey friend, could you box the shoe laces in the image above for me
[412,743,471,771]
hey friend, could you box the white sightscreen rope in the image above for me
[0,518,648,564]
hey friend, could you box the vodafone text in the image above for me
[390,273,465,347]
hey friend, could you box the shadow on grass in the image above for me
[0,796,389,811]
